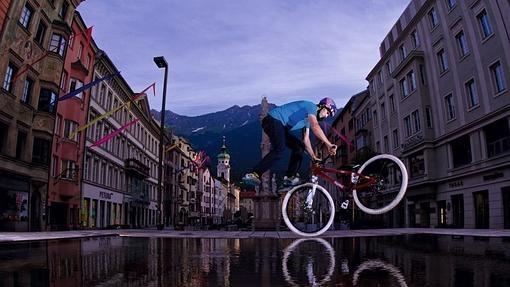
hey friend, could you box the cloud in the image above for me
[79,0,409,115]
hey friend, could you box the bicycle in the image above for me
[281,153,408,237]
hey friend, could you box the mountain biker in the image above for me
[243,98,338,187]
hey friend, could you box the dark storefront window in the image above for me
[473,190,489,229]
[451,194,464,228]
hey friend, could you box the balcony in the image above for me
[124,158,150,178]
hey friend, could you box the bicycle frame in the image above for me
[310,164,378,193]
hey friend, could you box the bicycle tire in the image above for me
[353,154,408,215]
[282,183,335,237]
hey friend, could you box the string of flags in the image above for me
[67,82,156,142]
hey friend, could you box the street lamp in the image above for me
[154,56,168,230]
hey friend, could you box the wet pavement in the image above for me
[1,233,510,286]
[1,228,510,242]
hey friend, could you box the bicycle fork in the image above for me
[306,176,319,209]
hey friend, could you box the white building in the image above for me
[81,52,161,228]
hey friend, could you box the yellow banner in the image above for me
[67,93,145,140]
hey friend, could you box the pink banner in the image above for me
[323,122,353,147]
[91,118,140,147]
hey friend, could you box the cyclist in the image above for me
[243,98,338,187]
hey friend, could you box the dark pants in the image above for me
[253,116,305,177]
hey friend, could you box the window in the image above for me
[49,33,66,56]
[411,30,419,48]
[412,110,421,132]
[32,137,51,165]
[490,61,507,93]
[404,116,412,137]
[21,77,34,104]
[99,84,106,106]
[465,79,479,108]
[437,49,449,72]
[59,1,69,19]
[456,31,469,57]
[386,61,392,76]
[380,102,386,119]
[477,10,493,38]
[392,129,399,149]
[409,152,425,177]
[446,0,456,10]
[61,160,77,180]
[0,122,8,154]
[400,78,409,98]
[77,43,84,59]
[445,94,456,120]
[55,114,62,135]
[35,21,47,45]
[383,136,389,153]
[484,118,510,158]
[425,106,433,128]
[106,91,112,110]
[407,70,416,92]
[428,8,439,28]
[69,78,84,99]
[389,95,395,113]
[3,63,17,92]
[84,154,90,180]
[16,130,27,159]
[38,88,57,113]
[61,70,67,91]
[451,135,472,168]
[19,3,34,29]
[399,44,407,61]
[373,110,378,125]
[64,120,79,142]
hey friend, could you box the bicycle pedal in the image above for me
[341,200,349,209]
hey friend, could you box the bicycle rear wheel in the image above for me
[282,183,335,237]
[353,154,408,215]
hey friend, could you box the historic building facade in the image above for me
[0,0,82,231]
[48,11,96,230]
[81,52,161,229]
[365,0,510,228]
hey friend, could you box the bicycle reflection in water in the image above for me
[282,238,408,286]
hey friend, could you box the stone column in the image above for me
[253,97,280,231]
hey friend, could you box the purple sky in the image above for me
[78,0,409,116]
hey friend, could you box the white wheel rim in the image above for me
[282,183,335,237]
[353,154,408,215]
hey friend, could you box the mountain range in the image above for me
[151,103,338,184]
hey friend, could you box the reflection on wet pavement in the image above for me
[1,235,510,286]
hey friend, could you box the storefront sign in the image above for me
[99,191,113,200]
[448,181,463,189]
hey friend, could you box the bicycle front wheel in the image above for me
[353,154,408,215]
[282,183,335,237]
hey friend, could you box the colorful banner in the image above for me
[67,82,155,140]
[322,122,353,147]
[91,118,139,147]
[58,71,121,102]
[12,51,49,83]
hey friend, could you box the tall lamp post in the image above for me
[154,56,168,230]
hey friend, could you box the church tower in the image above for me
[217,136,230,182]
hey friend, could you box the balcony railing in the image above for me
[124,158,150,178]
[487,136,510,158]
